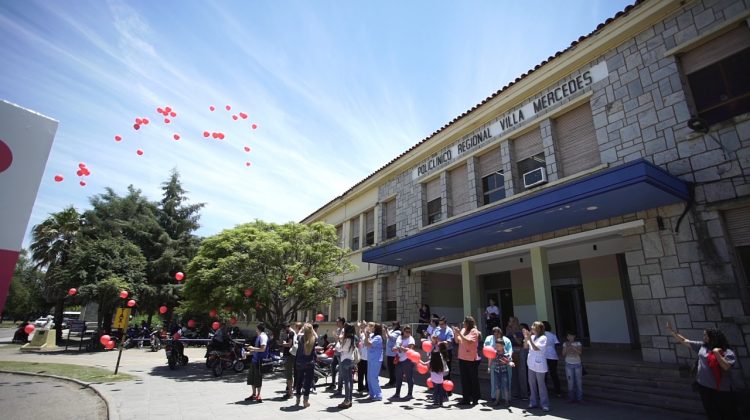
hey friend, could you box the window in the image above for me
[681,25,750,125]
[449,164,471,216]
[517,152,547,190]
[482,171,506,205]
[351,303,359,320]
[513,127,543,192]
[427,198,442,224]
[384,199,397,239]
[365,210,375,246]
[349,217,360,251]
[478,149,505,206]
[335,225,343,248]
[555,103,599,176]
[424,177,441,225]
[365,302,373,321]
[386,301,397,321]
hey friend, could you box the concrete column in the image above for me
[342,287,351,321]
[500,141,515,196]
[374,203,381,244]
[530,247,555,326]
[359,213,365,250]
[373,277,384,321]
[461,261,481,320]
[466,156,479,210]
[440,171,449,220]
[358,282,365,321]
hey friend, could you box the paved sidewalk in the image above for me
[0,342,696,420]
[0,372,107,420]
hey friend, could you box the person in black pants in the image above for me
[542,321,561,397]
[384,321,401,388]
[328,317,346,393]
[357,321,369,394]
[453,316,482,405]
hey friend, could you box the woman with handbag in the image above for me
[667,322,738,419]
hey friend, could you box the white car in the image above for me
[34,316,54,328]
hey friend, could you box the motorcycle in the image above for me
[205,339,245,377]
[150,329,165,352]
[165,334,189,370]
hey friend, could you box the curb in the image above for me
[0,369,117,420]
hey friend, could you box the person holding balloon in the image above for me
[429,351,451,406]
[524,321,550,412]
[484,327,512,401]
[390,325,416,401]
[488,333,515,407]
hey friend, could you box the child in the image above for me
[562,331,583,402]
[490,337,515,406]
[429,352,449,406]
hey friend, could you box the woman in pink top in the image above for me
[452,316,481,405]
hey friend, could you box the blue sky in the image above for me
[0,0,632,246]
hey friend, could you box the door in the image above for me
[484,289,514,332]
[552,285,590,345]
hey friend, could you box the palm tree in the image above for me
[30,206,82,340]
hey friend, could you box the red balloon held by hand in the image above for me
[187,319,196,328]
[229,316,237,325]
[244,288,253,297]
[119,290,128,299]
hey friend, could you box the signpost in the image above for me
[113,308,131,374]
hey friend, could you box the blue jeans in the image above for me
[528,369,549,410]
[494,365,511,402]
[367,358,382,400]
[565,362,583,401]
[394,359,414,397]
[340,358,353,401]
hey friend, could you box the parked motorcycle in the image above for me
[150,329,165,352]
[205,339,245,377]
[165,334,189,370]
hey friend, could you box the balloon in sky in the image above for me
[209,105,215,111]
[203,131,210,138]
[245,162,252,167]
[225,105,231,111]
[164,118,170,124]
[244,146,251,152]
[173,134,180,141]
[136,149,144,156]
[114,135,122,142]
[232,115,238,121]
[239,112,248,119]
[133,124,140,130]
[54,175,63,182]
[251,123,258,129]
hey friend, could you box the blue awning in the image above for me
[362,159,690,267]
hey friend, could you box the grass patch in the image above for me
[0,360,136,382]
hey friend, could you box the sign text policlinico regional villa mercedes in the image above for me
[412,61,609,180]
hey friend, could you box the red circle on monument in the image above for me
[0,139,12,173]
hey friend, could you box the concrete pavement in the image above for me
[0,337,697,420]
[0,372,107,420]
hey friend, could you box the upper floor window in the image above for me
[384,199,397,239]
[517,152,547,190]
[349,216,360,251]
[554,103,599,177]
[335,224,343,248]
[478,148,505,206]
[449,164,471,216]
[681,25,750,126]
[424,177,442,225]
[513,127,545,192]
[365,210,375,246]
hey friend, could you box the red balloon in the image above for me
[173,134,180,141]
[443,380,454,392]
[135,118,143,125]
[54,175,64,182]
[229,316,237,325]
[100,334,111,345]
[407,350,421,364]
[209,105,215,111]
[165,106,172,113]
[136,149,144,156]
[421,341,432,353]
[416,362,429,375]
[244,146,251,152]
[286,275,294,284]
[133,124,140,130]
[251,123,258,129]
[212,321,220,330]
[142,118,149,125]
[315,313,324,322]
[232,115,238,120]
[127,299,136,307]
[119,290,128,299]
[164,118,170,124]
[76,170,83,177]
[217,133,225,140]
[157,107,163,114]
[482,345,497,359]
[24,324,35,335]
[187,319,196,328]
[114,135,122,142]
[211,132,219,139]
[209,309,217,318]
[169,111,176,117]
[244,288,253,297]
[78,162,86,168]
[225,105,231,111]
[105,340,115,350]
[245,162,252,167]
[175,272,184,281]
[203,131,210,138]
[239,112,248,119]
[426,378,434,389]
[159,305,168,314]
[68,288,77,296]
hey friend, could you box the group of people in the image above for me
[238,312,739,419]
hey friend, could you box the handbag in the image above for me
[353,346,360,364]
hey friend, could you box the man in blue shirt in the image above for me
[433,317,455,382]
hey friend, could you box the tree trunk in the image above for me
[147,312,153,328]
[54,298,64,341]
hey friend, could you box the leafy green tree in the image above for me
[182,221,354,337]
[65,237,147,329]
[30,206,83,340]
[5,250,46,321]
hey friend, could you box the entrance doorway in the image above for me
[485,289,514,331]
[552,285,590,345]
